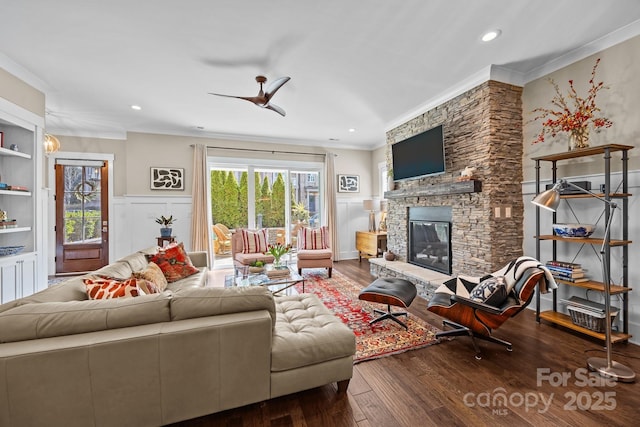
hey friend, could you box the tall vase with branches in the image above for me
[529,58,613,151]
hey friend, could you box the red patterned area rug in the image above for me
[295,270,440,364]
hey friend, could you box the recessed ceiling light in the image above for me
[481,29,501,42]
[348,128,356,133]
[130,105,142,111]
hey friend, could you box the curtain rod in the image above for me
[195,145,333,157]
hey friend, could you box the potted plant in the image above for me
[155,215,175,237]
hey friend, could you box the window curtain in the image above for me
[325,151,339,260]
[190,144,212,264]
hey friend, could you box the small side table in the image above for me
[157,236,176,247]
[355,231,387,261]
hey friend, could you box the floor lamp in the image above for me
[532,179,635,382]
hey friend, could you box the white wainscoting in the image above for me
[111,195,194,261]
[336,198,372,261]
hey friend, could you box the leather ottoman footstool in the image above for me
[358,277,417,329]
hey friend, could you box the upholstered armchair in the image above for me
[296,226,333,277]
[231,229,275,268]
[427,256,557,359]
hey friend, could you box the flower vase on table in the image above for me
[265,243,291,269]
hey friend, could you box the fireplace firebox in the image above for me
[408,207,452,275]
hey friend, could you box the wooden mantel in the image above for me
[384,179,481,199]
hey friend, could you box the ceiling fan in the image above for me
[209,75,291,116]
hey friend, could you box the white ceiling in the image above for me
[2,0,640,150]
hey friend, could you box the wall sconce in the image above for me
[43,133,61,155]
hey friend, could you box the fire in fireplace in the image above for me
[408,207,452,275]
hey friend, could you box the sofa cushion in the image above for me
[84,277,146,299]
[170,286,276,328]
[117,251,151,272]
[94,260,134,280]
[132,261,169,292]
[17,276,90,304]
[0,293,172,343]
[271,294,355,371]
[147,242,199,283]
[298,226,329,250]
[234,252,275,266]
[165,268,207,292]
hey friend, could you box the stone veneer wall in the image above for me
[386,80,524,276]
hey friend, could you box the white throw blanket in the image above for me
[441,256,558,298]
[491,256,558,294]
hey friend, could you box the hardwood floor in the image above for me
[171,259,640,427]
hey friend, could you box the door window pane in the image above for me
[63,166,102,243]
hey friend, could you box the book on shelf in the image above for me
[553,275,589,283]
[7,185,29,192]
[546,260,581,269]
[0,219,17,229]
[0,182,8,189]
[547,266,585,278]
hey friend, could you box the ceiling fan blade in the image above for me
[263,102,286,116]
[265,76,291,101]
[209,93,264,105]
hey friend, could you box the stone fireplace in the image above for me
[383,80,525,277]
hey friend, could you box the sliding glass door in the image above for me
[209,158,323,266]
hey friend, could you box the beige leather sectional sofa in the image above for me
[0,248,356,426]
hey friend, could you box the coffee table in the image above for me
[224,264,305,295]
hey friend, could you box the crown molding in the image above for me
[523,18,640,83]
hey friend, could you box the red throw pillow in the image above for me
[84,277,144,299]
[147,242,199,283]
[299,226,329,250]
[241,229,268,254]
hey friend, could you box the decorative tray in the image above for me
[0,245,25,256]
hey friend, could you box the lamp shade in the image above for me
[43,134,61,154]
[531,182,563,212]
[363,199,375,211]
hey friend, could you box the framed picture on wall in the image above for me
[150,167,185,190]
[338,174,360,193]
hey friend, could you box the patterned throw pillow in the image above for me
[299,226,329,250]
[84,277,145,300]
[241,229,268,254]
[469,276,508,306]
[132,261,168,292]
[146,242,199,283]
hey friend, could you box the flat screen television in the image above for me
[391,124,445,181]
